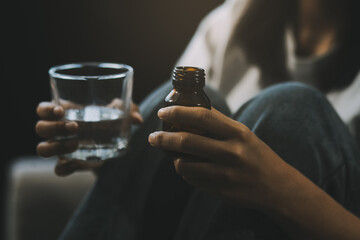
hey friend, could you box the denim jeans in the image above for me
[60,82,360,240]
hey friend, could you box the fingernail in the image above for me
[53,106,64,116]
[65,122,78,132]
[157,108,167,119]
[148,132,156,145]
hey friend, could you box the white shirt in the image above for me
[175,0,360,142]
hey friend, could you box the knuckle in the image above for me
[224,142,243,161]
[177,133,189,151]
[234,124,251,139]
[232,144,244,159]
[195,108,211,121]
[167,106,177,119]
[154,132,164,145]
[242,126,252,138]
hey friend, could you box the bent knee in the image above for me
[258,82,326,108]
[234,82,332,126]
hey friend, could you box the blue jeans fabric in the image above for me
[60,82,360,240]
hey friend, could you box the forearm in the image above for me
[264,163,360,240]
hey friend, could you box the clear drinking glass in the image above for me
[49,62,133,161]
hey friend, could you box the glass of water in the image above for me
[49,62,133,161]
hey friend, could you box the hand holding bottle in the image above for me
[149,105,360,240]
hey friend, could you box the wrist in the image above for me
[258,163,317,238]
[258,161,317,223]
[258,161,360,240]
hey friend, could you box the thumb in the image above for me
[54,158,104,176]
[131,111,144,124]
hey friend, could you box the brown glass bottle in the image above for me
[163,66,211,133]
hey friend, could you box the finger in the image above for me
[107,100,143,124]
[175,159,228,196]
[131,111,144,124]
[36,120,78,138]
[174,158,228,181]
[107,98,124,109]
[149,131,231,164]
[132,103,139,112]
[131,103,143,124]
[59,99,82,109]
[37,102,64,120]
[37,139,78,158]
[157,106,243,138]
[54,158,104,177]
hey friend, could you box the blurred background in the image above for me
[2,0,223,239]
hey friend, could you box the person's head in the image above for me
[235,0,359,92]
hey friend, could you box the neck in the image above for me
[294,0,344,57]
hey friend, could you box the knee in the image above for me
[234,82,334,136]
[258,82,325,109]
[235,82,336,185]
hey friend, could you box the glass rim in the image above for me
[48,62,133,80]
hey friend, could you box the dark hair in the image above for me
[235,0,359,92]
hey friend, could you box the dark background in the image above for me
[2,0,223,237]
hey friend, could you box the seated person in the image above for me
[36,0,360,239]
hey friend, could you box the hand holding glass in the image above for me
[49,62,133,161]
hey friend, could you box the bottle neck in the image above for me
[172,66,205,90]
[173,85,204,93]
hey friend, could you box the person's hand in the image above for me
[149,105,360,240]
[148,106,293,210]
[36,101,143,176]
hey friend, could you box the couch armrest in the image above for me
[5,156,96,240]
